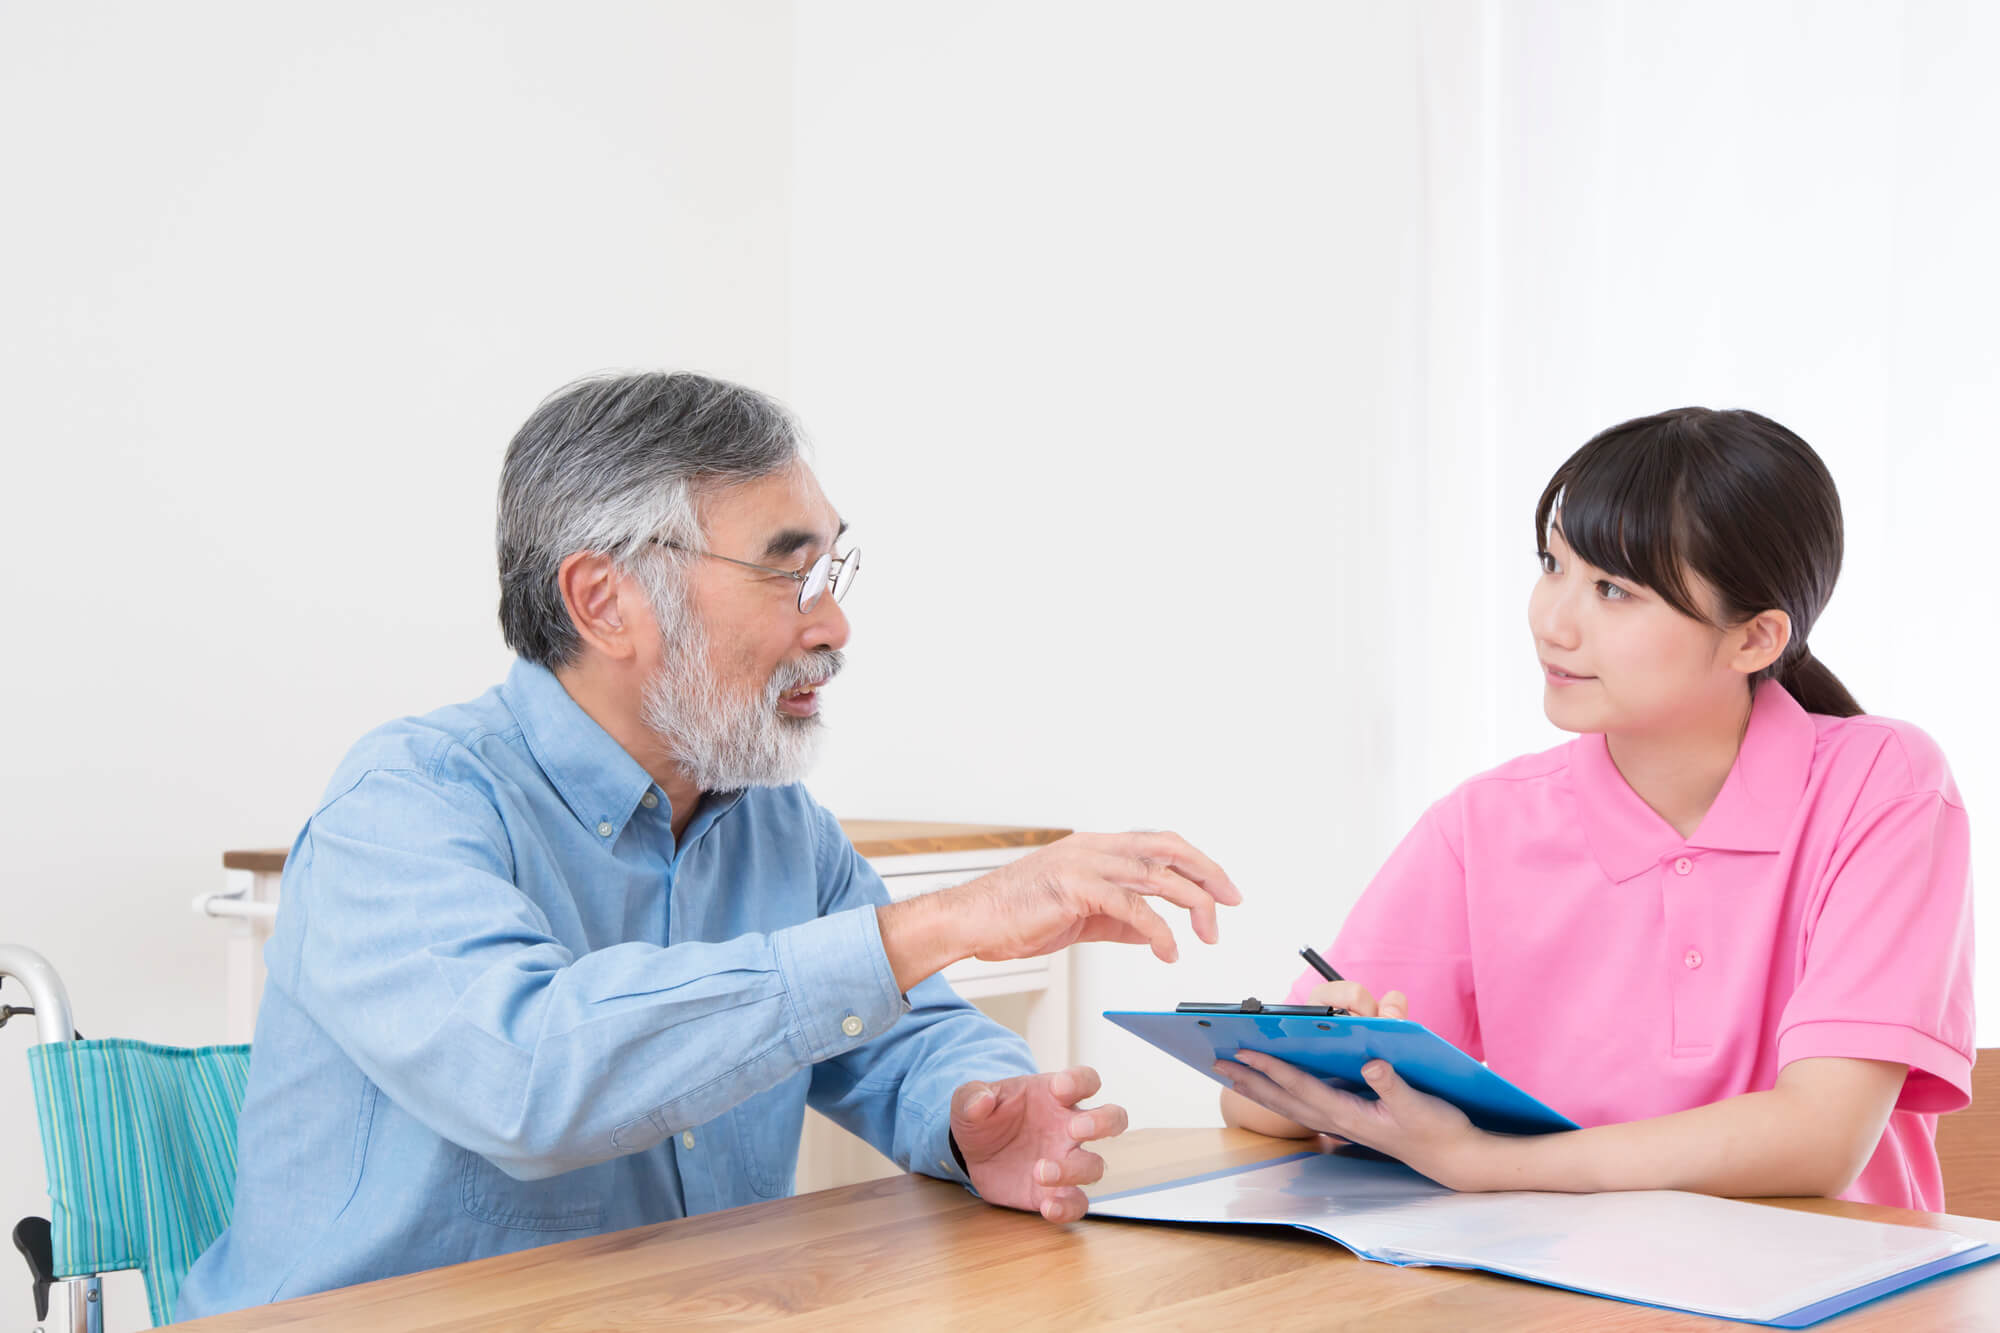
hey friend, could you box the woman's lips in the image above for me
[1542,662,1596,686]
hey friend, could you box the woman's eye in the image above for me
[1595,580,1629,601]
[1537,550,1558,574]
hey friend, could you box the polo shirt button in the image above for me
[682,1130,696,1150]
[1684,949,1702,969]
[1673,857,1693,876]
[841,1015,865,1037]
[597,821,614,837]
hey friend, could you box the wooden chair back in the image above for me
[1938,1048,2000,1218]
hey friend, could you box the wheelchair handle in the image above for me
[0,945,75,1046]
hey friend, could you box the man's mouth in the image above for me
[777,680,827,717]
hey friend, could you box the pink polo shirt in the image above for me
[1289,681,1976,1212]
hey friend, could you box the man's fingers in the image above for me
[1108,831,1242,906]
[1038,1186,1089,1223]
[1087,882,1178,962]
[1067,1102,1128,1143]
[1053,1065,1102,1105]
[1098,854,1220,944]
[950,1081,997,1122]
[1036,1146,1107,1188]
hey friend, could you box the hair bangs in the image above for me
[1534,416,1709,624]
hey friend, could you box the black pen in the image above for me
[1300,946,1342,983]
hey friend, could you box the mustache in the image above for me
[769,649,844,699]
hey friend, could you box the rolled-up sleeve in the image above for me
[802,805,1037,1184]
[288,769,908,1180]
[1775,791,1976,1113]
[1286,799,1481,1058]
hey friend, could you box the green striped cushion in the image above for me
[26,1039,251,1327]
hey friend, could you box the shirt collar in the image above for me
[501,658,663,843]
[1571,679,1817,882]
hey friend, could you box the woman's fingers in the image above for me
[1305,980,1380,1015]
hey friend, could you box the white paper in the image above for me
[1089,1154,1978,1322]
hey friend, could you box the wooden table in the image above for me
[165,1129,2000,1330]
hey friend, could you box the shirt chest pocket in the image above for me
[458,1149,607,1232]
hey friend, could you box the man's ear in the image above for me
[557,551,641,661]
[1730,608,1792,677]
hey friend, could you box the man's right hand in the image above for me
[875,831,1241,993]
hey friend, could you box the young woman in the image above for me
[1220,407,1974,1210]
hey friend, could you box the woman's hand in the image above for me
[1217,979,1411,1143]
[1304,979,1408,1019]
[1217,1049,1508,1191]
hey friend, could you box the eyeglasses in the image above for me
[651,539,861,614]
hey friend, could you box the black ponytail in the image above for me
[1776,645,1863,719]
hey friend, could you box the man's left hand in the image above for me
[950,1066,1127,1222]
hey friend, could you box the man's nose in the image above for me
[803,593,850,653]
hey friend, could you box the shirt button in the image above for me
[641,792,659,809]
[1684,950,1703,969]
[841,1015,865,1037]
[596,821,614,838]
[682,1130,696,1150]
[1673,857,1694,876]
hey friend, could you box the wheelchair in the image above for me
[2,945,250,1332]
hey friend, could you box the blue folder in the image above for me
[1103,1008,1578,1136]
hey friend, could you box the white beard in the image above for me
[639,581,840,791]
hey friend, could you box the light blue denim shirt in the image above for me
[178,659,1034,1319]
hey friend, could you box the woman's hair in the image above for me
[1533,407,1863,718]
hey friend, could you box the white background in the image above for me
[3,4,1994,1328]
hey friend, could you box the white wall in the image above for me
[788,0,1478,1129]
[0,5,793,1328]
[4,4,1996,1327]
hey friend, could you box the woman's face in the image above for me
[1527,523,1753,737]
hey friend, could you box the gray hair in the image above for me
[497,371,804,668]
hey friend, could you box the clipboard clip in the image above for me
[1175,997,1353,1017]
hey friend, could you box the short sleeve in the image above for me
[1286,800,1481,1058]
[1775,791,1975,1113]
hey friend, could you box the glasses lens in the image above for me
[831,548,859,604]
[798,551,832,612]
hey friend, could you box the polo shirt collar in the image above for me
[501,658,662,842]
[1572,679,1817,883]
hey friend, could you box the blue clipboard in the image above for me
[1104,1008,1579,1136]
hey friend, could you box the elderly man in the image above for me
[178,372,1240,1317]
